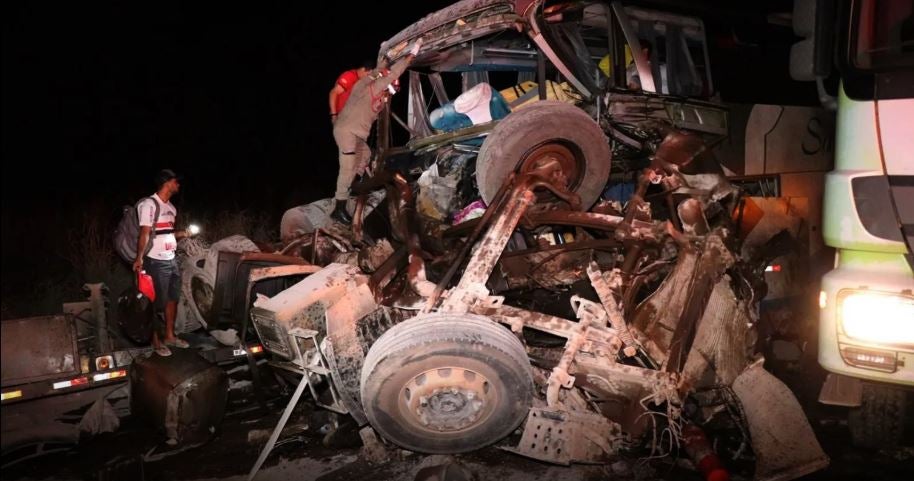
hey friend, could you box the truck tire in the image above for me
[476,100,610,210]
[360,313,533,453]
[848,383,907,450]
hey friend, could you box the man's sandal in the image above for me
[165,338,190,349]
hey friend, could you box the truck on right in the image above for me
[791,0,914,449]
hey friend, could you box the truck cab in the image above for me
[791,0,914,449]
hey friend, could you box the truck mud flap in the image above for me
[732,361,828,481]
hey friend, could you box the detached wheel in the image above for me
[476,100,611,210]
[360,313,533,453]
[848,383,907,449]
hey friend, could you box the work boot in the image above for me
[331,199,353,225]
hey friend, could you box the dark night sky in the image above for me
[0,1,452,295]
[2,1,451,208]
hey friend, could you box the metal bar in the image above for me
[239,252,310,265]
[88,285,111,354]
[521,211,625,231]
[586,263,644,360]
[440,189,536,312]
[498,238,621,260]
[529,25,591,98]
[483,47,538,57]
[546,297,600,406]
[310,333,350,415]
[428,72,450,105]
[240,310,268,415]
[390,111,417,137]
[368,245,408,300]
[470,303,621,347]
[246,372,310,481]
[447,211,629,238]
[610,2,656,93]
[422,172,517,312]
[389,173,436,297]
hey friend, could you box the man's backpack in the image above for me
[114,197,160,264]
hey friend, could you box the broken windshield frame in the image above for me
[534,2,714,98]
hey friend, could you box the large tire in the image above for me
[476,100,610,210]
[848,383,907,450]
[360,313,533,453]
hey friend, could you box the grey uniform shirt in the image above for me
[335,56,412,140]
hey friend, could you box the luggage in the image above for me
[117,284,154,344]
[430,82,510,133]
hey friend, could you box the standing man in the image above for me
[330,38,422,224]
[133,169,195,357]
[329,60,374,124]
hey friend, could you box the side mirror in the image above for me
[789,0,818,81]
[790,38,817,81]
[789,0,836,109]
[789,0,835,81]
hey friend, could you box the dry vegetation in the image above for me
[1,201,278,320]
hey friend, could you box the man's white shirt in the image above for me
[137,193,178,260]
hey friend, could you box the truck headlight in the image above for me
[838,290,914,347]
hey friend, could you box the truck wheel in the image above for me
[360,313,532,453]
[848,383,907,450]
[476,100,610,210]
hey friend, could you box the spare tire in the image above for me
[476,100,611,210]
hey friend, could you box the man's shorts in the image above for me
[144,257,181,310]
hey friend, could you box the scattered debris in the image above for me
[211,329,241,347]
[247,429,273,445]
[78,398,120,436]
[359,426,391,464]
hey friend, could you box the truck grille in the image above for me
[251,316,293,360]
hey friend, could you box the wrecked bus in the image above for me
[228,1,834,480]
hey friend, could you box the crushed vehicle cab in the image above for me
[243,1,831,479]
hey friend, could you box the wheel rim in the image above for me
[518,141,584,192]
[401,367,496,433]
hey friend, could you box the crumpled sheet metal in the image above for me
[250,263,361,360]
[251,263,361,331]
[324,283,382,425]
[732,361,829,481]
[681,277,756,388]
[504,407,622,465]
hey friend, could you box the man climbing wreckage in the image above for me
[235,1,833,480]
